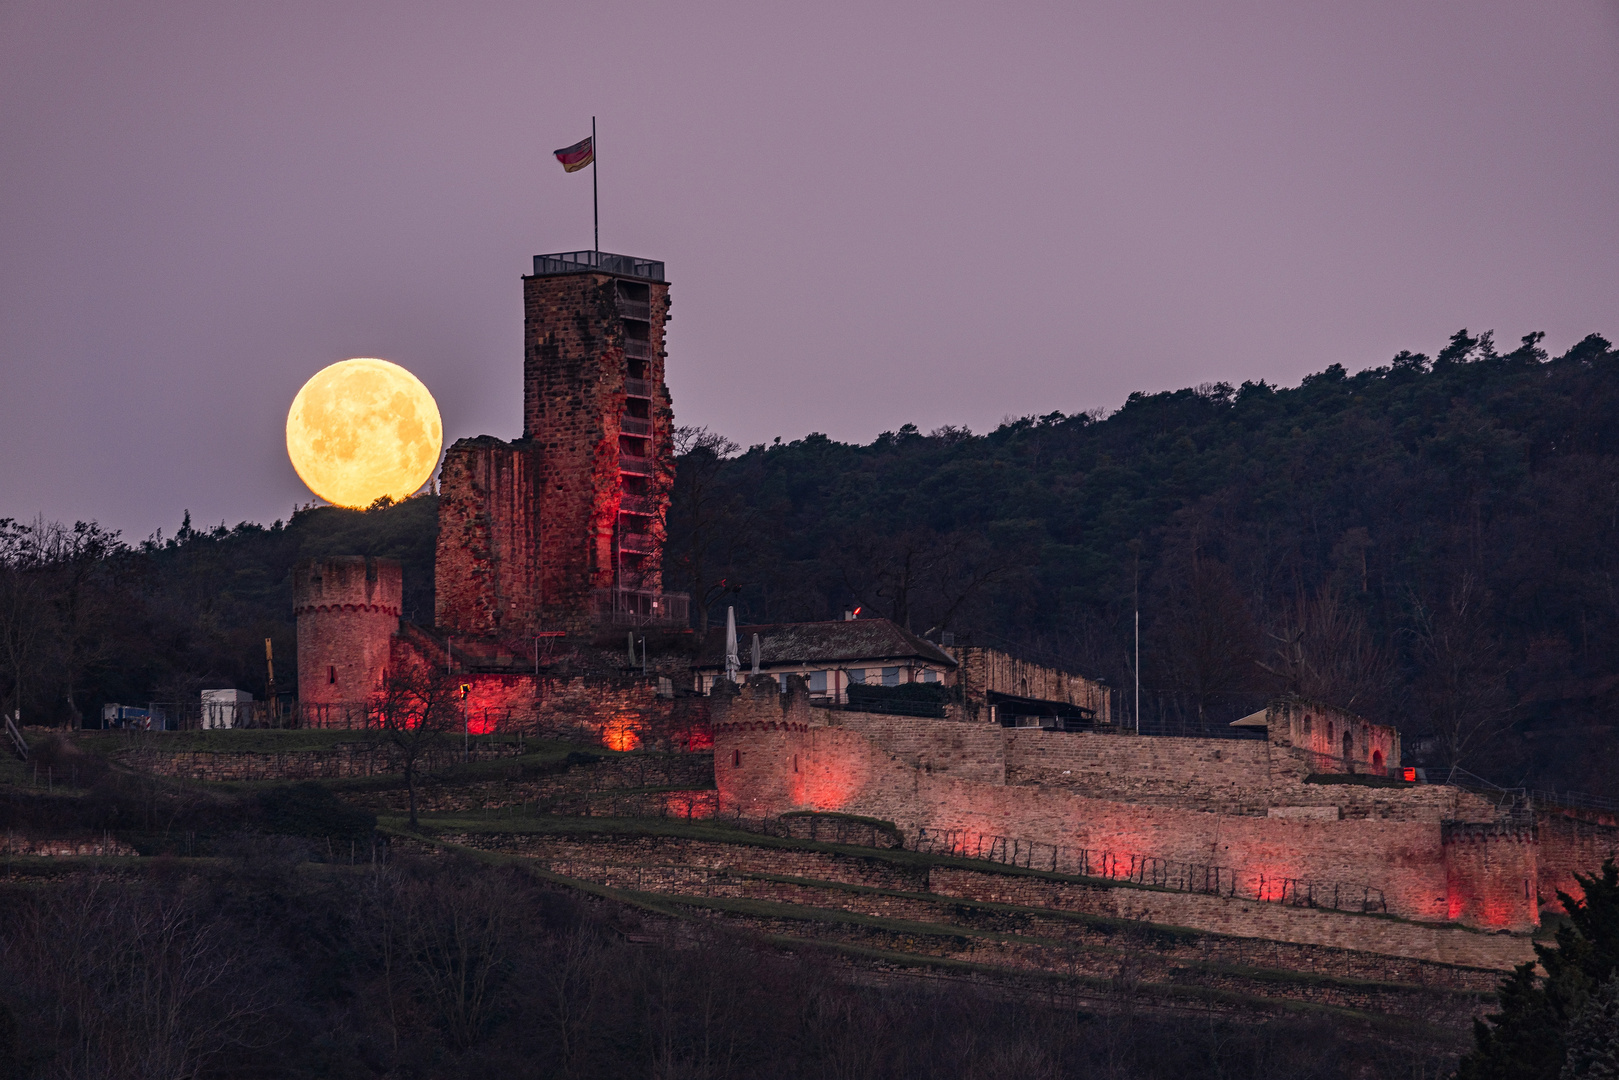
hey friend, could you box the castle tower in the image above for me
[293,556,401,706]
[524,251,676,626]
[434,250,687,636]
[435,436,541,636]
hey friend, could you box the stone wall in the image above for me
[435,437,542,636]
[293,557,401,705]
[1440,821,1540,931]
[946,646,1111,722]
[119,742,526,781]
[355,753,715,813]
[1004,729,1270,813]
[0,834,137,857]
[823,709,1006,783]
[301,630,711,751]
[1535,809,1619,915]
[1265,698,1401,775]
[924,866,1532,973]
[523,271,674,621]
[432,829,1532,974]
[711,699,1541,929]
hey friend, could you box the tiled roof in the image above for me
[693,618,957,670]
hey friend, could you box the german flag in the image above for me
[553,136,594,173]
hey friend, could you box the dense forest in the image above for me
[670,329,1619,793]
[3,328,1617,794]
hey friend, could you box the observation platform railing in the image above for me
[533,250,665,281]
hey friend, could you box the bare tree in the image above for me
[0,518,127,727]
[667,426,754,633]
[1261,583,1390,714]
[1148,534,1264,732]
[362,865,516,1054]
[37,519,127,727]
[0,569,50,726]
[534,919,607,1079]
[7,875,267,1080]
[1408,572,1514,771]
[371,663,462,829]
[837,527,1015,633]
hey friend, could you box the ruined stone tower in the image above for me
[435,251,685,635]
[293,556,401,707]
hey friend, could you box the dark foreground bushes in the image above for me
[0,854,1454,1080]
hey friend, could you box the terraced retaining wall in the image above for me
[711,678,1542,932]
[427,829,1533,974]
[118,742,526,781]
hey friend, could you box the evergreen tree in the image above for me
[1460,862,1619,1080]
[1561,974,1619,1079]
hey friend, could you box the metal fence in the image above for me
[99,699,298,731]
[1443,765,1619,817]
[591,587,690,628]
[1119,689,1274,740]
[909,826,1388,914]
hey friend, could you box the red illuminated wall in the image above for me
[1441,822,1539,931]
[712,699,1544,928]
[1536,810,1619,915]
[712,677,816,813]
[1266,698,1401,774]
[435,437,542,636]
[523,270,673,621]
[293,557,401,706]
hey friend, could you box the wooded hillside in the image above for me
[3,328,1616,795]
[669,330,1619,792]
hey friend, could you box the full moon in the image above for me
[285,358,443,508]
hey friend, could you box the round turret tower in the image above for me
[293,556,402,708]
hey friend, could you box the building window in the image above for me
[807,670,828,694]
[793,754,799,773]
[882,667,899,687]
[847,668,866,686]
[921,669,938,684]
[732,749,742,768]
[778,673,790,692]
[328,665,336,685]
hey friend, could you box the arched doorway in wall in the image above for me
[1371,748,1384,771]
[1342,730,1354,762]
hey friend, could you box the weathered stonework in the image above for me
[293,557,401,707]
[522,270,673,622]
[435,436,541,635]
[710,682,1546,934]
[426,829,1535,975]
[430,265,674,634]
[946,645,1112,722]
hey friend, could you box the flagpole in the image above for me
[592,116,598,256]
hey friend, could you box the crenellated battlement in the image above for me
[293,556,402,615]
[294,557,401,707]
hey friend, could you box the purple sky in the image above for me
[3,1,1617,541]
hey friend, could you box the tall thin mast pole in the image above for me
[1132,541,1141,736]
[592,116,599,255]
